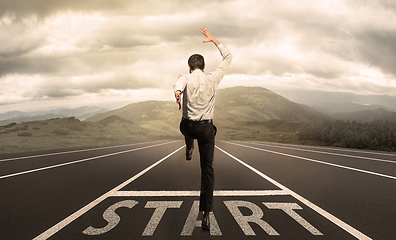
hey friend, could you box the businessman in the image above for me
[173,27,233,230]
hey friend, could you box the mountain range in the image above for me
[84,87,330,138]
[2,86,396,154]
[0,106,109,125]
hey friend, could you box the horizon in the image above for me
[2,85,396,116]
[1,1,396,113]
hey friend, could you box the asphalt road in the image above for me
[0,140,395,239]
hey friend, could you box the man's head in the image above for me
[188,54,205,73]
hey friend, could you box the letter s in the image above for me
[83,200,138,235]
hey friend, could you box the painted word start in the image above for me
[83,200,323,236]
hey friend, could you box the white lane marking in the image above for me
[0,140,164,162]
[226,142,396,180]
[239,141,396,164]
[0,141,178,180]
[249,140,396,157]
[33,145,184,240]
[112,190,288,197]
[244,141,396,157]
[216,146,372,240]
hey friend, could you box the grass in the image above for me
[0,116,305,154]
[0,117,163,154]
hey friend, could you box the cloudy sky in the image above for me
[1,0,396,112]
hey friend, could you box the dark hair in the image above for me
[188,54,205,72]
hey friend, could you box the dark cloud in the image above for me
[353,28,396,76]
[0,0,132,19]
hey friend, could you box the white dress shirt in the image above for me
[173,44,233,121]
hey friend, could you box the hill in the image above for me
[0,87,333,154]
[278,90,396,112]
[86,101,181,137]
[331,108,396,122]
[215,87,329,122]
[0,116,161,154]
[0,106,109,125]
[86,86,330,142]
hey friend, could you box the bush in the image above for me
[54,129,70,135]
[18,132,32,137]
[298,120,396,151]
[3,122,17,128]
[67,124,84,131]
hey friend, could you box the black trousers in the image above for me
[180,118,217,212]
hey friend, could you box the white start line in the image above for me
[33,145,372,240]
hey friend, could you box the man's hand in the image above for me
[175,90,183,110]
[200,27,220,46]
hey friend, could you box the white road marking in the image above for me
[216,146,372,240]
[263,202,323,235]
[83,200,138,235]
[33,145,184,240]
[112,190,288,197]
[224,200,279,236]
[143,201,183,236]
[181,200,222,236]
[0,141,178,180]
[241,141,396,164]
[0,141,165,162]
[226,142,396,180]
[245,141,396,157]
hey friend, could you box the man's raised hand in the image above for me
[200,27,220,46]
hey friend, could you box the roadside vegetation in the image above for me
[298,120,396,151]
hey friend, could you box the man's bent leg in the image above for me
[180,119,195,160]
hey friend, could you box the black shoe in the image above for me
[186,148,193,161]
[202,212,210,230]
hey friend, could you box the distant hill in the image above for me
[85,86,331,140]
[311,101,394,115]
[331,108,396,122]
[0,116,160,154]
[277,90,396,112]
[86,101,181,136]
[0,106,109,125]
[215,87,330,122]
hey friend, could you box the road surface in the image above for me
[0,140,395,239]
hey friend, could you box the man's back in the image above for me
[174,43,232,120]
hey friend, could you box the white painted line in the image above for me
[227,142,396,180]
[0,140,164,162]
[240,141,396,164]
[0,141,179,180]
[33,145,184,240]
[112,190,289,197]
[237,141,396,157]
[216,146,372,240]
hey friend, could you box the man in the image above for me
[173,27,232,230]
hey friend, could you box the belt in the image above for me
[182,117,213,124]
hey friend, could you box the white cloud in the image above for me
[1,0,396,111]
